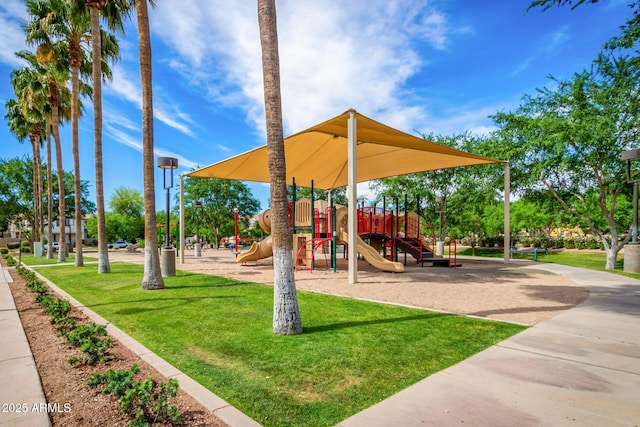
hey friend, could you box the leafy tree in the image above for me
[86,211,139,242]
[0,157,94,242]
[0,157,36,229]
[371,133,505,244]
[290,185,348,206]
[492,55,640,269]
[180,178,260,248]
[258,0,302,335]
[110,187,144,218]
[88,187,145,242]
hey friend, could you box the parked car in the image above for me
[43,241,60,252]
[108,239,130,249]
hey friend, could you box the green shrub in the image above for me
[0,248,8,254]
[66,323,114,365]
[87,364,182,426]
[87,365,140,396]
[120,376,182,426]
[6,242,19,250]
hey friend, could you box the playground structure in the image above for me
[236,197,458,272]
[181,110,509,284]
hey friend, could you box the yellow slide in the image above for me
[236,236,273,263]
[340,232,404,273]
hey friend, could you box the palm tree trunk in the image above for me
[34,129,44,248]
[51,102,66,262]
[257,0,302,335]
[46,119,54,259]
[71,65,84,266]
[30,137,40,247]
[89,5,110,273]
[135,0,164,289]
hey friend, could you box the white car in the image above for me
[44,242,60,252]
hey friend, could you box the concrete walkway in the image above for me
[0,265,50,427]
[2,260,639,426]
[338,262,640,426]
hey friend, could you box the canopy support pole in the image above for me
[504,162,510,264]
[348,109,358,284]
[179,175,185,264]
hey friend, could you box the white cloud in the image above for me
[0,1,28,67]
[149,0,458,138]
[105,124,199,171]
[105,64,195,137]
[542,25,571,56]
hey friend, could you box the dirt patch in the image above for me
[110,249,589,326]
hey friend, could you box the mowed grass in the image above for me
[34,262,525,426]
[12,253,96,265]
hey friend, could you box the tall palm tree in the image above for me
[45,119,55,259]
[135,0,164,290]
[16,43,70,262]
[8,58,51,247]
[257,0,302,335]
[4,98,44,245]
[25,0,96,265]
[11,53,59,260]
[83,0,128,273]
[5,60,46,247]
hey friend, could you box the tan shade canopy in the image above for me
[187,109,503,189]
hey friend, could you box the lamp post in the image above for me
[622,149,640,272]
[192,200,202,257]
[435,196,446,256]
[234,208,239,257]
[158,157,178,277]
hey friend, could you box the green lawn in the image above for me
[33,262,525,427]
[13,253,97,265]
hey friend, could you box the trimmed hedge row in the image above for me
[458,235,605,250]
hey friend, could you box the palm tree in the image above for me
[11,53,59,260]
[7,57,52,248]
[16,43,70,262]
[24,1,72,262]
[135,0,164,290]
[83,0,128,273]
[257,0,302,335]
[25,0,96,265]
[4,98,44,246]
[45,119,55,259]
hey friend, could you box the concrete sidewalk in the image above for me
[0,265,50,427]
[338,262,640,426]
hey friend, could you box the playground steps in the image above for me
[295,237,331,272]
[394,237,434,263]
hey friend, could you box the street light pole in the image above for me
[622,149,640,272]
[157,157,178,276]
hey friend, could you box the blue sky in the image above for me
[0,0,631,211]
